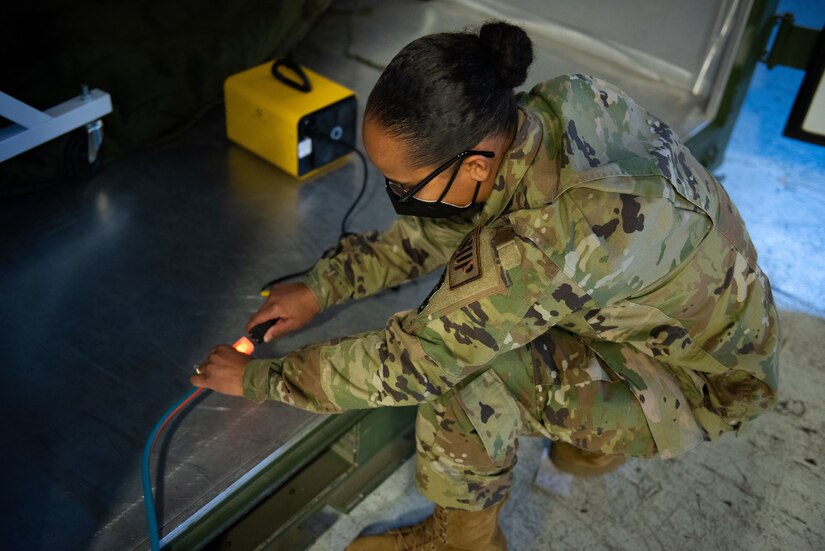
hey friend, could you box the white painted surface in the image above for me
[801,73,825,137]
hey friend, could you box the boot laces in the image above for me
[394,506,448,551]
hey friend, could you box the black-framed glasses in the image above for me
[385,150,495,205]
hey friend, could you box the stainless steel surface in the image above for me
[0,102,432,549]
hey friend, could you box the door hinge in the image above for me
[761,13,820,70]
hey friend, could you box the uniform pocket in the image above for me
[456,369,522,463]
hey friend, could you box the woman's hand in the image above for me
[247,282,321,343]
[190,344,251,396]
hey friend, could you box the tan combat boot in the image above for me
[345,500,507,551]
[550,441,626,477]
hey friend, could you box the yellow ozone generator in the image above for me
[224,59,357,178]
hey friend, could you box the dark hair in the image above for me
[365,21,533,169]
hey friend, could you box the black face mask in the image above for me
[387,180,483,218]
[384,150,493,219]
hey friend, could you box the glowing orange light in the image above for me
[233,336,255,355]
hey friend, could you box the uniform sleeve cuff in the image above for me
[243,358,280,403]
[300,269,330,311]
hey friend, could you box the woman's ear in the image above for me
[465,153,494,183]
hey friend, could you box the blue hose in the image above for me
[141,386,208,550]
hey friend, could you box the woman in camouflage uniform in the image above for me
[192,21,779,551]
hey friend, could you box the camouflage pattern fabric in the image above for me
[243,74,779,509]
[415,329,656,510]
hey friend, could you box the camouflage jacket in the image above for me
[244,74,779,458]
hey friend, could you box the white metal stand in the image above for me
[0,86,113,164]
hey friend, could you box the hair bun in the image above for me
[479,21,533,88]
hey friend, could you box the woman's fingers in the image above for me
[246,301,280,333]
[189,344,248,396]
[263,317,297,343]
[245,282,319,339]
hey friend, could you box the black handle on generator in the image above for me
[271,58,312,93]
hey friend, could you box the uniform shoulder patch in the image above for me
[417,226,512,319]
[449,226,482,289]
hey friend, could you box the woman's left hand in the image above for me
[190,344,251,397]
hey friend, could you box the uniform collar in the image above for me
[475,108,544,227]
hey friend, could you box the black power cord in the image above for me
[259,139,369,293]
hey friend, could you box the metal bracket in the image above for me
[0,84,112,163]
[761,13,819,70]
[85,119,104,164]
[81,84,105,164]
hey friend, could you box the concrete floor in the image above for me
[311,310,825,550]
[306,0,825,550]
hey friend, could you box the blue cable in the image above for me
[142,386,209,550]
[137,141,351,544]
